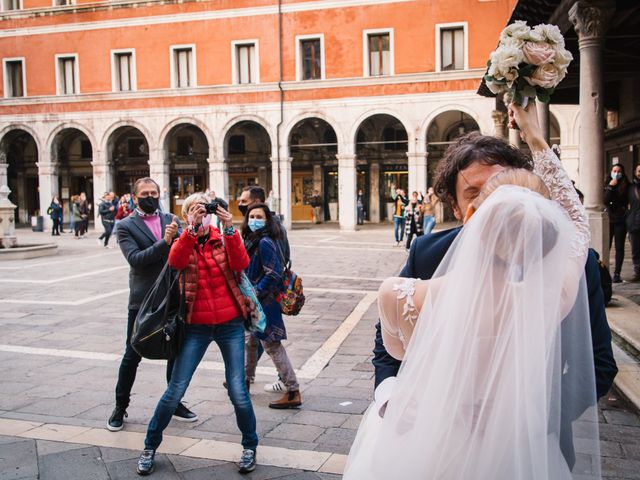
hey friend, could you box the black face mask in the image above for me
[138,196,159,214]
[238,204,249,216]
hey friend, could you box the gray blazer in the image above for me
[116,212,180,310]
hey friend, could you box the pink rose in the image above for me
[526,64,560,88]
[522,42,556,66]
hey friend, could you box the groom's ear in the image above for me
[452,203,463,220]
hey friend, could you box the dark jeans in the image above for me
[405,229,423,250]
[145,320,258,452]
[357,206,364,225]
[630,230,640,275]
[99,220,114,246]
[51,218,61,235]
[609,221,627,275]
[393,217,405,242]
[115,309,175,408]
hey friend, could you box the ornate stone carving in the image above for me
[569,1,615,41]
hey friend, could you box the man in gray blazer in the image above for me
[107,177,197,431]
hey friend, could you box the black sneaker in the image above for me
[238,448,256,473]
[107,406,127,432]
[136,449,155,476]
[613,274,622,283]
[173,402,198,422]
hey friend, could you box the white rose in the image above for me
[525,63,560,88]
[500,20,531,43]
[553,47,573,71]
[490,46,524,82]
[500,36,526,49]
[532,24,565,47]
[486,81,505,95]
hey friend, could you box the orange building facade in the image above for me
[0,0,576,230]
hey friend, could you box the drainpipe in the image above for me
[276,0,284,217]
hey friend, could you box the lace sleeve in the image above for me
[532,148,590,260]
[378,277,420,360]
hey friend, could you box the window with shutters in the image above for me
[232,40,259,84]
[3,59,25,98]
[1,0,21,11]
[364,30,393,77]
[299,37,323,80]
[56,55,78,95]
[112,51,135,92]
[437,24,467,71]
[171,46,196,88]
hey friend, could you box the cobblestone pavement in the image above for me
[0,224,639,479]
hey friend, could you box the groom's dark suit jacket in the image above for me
[373,227,618,467]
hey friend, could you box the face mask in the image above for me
[238,204,249,216]
[138,196,159,214]
[611,172,622,180]
[248,219,266,232]
[201,214,212,229]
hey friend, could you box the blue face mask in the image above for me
[248,219,266,232]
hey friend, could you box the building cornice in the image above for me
[0,0,413,33]
[0,69,485,107]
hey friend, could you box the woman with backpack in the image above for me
[242,203,302,410]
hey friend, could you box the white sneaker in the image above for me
[264,379,286,393]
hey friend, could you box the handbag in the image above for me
[275,242,305,316]
[131,261,185,360]
[236,271,267,333]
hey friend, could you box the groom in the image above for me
[372,104,618,466]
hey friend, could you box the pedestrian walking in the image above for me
[392,189,408,246]
[71,195,83,239]
[136,192,258,476]
[357,189,365,225]
[628,164,640,282]
[78,192,90,237]
[404,192,424,250]
[47,196,63,236]
[605,163,630,283]
[108,177,197,435]
[97,192,116,248]
[421,187,439,235]
[310,190,323,224]
[242,203,302,409]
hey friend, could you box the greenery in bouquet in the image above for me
[484,21,573,106]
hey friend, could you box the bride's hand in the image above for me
[508,102,548,153]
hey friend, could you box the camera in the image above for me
[204,198,228,214]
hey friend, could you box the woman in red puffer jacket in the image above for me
[137,192,259,476]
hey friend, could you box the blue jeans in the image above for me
[393,217,405,242]
[145,319,258,451]
[423,215,436,236]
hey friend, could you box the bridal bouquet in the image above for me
[484,21,573,106]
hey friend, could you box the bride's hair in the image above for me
[471,168,550,211]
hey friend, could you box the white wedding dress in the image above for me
[344,150,600,480]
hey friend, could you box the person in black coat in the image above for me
[373,119,617,469]
[628,164,640,282]
[107,177,197,432]
[605,163,631,283]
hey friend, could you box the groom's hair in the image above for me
[433,132,533,207]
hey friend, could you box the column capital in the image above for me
[406,151,428,160]
[36,162,59,175]
[569,1,615,44]
[269,156,293,164]
[491,110,507,124]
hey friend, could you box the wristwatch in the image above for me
[223,225,236,236]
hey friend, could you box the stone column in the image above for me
[492,110,508,140]
[569,0,615,263]
[369,162,380,223]
[313,163,322,193]
[91,150,113,229]
[209,145,228,203]
[407,152,428,195]
[537,101,551,145]
[509,128,522,148]
[37,159,59,232]
[0,152,7,187]
[148,148,171,212]
[279,157,292,229]
[258,166,268,190]
[337,154,357,230]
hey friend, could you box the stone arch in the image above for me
[46,122,97,157]
[350,108,413,147]
[158,117,214,153]
[220,115,275,158]
[283,111,344,150]
[0,123,43,155]
[101,119,154,156]
[419,104,481,146]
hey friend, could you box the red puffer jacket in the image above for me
[169,228,250,325]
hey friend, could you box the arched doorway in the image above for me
[289,118,338,222]
[52,128,93,226]
[108,126,150,196]
[164,124,209,217]
[1,129,39,225]
[356,114,408,222]
[426,110,480,221]
[224,121,271,217]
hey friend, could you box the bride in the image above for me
[344,104,600,479]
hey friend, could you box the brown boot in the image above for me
[269,390,302,409]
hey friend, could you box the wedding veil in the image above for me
[345,185,600,480]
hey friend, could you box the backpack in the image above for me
[274,242,305,316]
